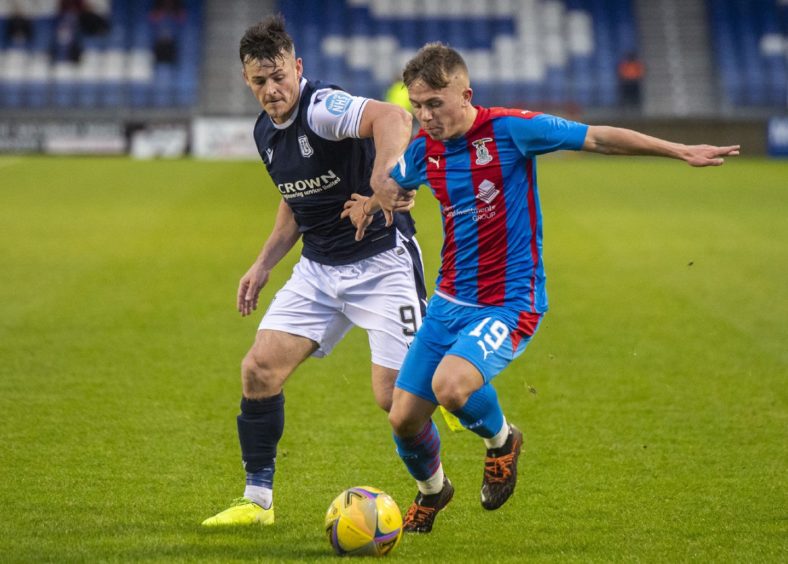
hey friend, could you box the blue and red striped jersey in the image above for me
[391,106,588,312]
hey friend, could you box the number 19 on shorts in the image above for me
[469,317,510,360]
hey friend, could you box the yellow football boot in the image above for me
[201,497,274,526]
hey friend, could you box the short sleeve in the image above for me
[509,113,589,156]
[307,88,369,140]
[390,137,426,190]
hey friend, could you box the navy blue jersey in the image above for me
[253,78,416,266]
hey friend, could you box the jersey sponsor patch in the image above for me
[325,92,353,115]
[276,169,341,199]
[477,179,499,204]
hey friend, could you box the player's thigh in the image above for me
[259,285,354,359]
[242,329,318,398]
[393,314,454,405]
[246,328,318,376]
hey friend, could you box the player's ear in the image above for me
[463,87,473,106]
[295,57,303,80]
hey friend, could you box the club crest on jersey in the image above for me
[472,137,493,165]
[477,179,499,204]
[298,134,314,158]
[265,147,274,163]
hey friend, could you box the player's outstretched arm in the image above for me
[357,100,414,219]
[237,200,301,317]
[583,125,740,167]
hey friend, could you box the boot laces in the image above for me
[484,452,515,484]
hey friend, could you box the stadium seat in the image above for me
[0,0,202,109]
[707,0,787,108]
[296,0,637,109]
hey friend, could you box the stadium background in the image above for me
[0,0,786,155]
[1,1,786,562]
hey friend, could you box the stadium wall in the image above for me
[0,112,772,157]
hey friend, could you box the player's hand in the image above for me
[380,195,416,226]
[682,144,740,167]
[374,177,415,220]
[341,194,375,241]
[237,262,270,317]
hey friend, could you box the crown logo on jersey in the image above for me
[477,179,499,204]
[472,138,493,165]
[298,134,314,158]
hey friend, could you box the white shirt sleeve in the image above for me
[307,88,370,141]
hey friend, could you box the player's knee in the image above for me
[388,408,422,438]
[241,350,286,398]
[432,377,468,412]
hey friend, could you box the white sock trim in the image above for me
[244,485,273,509]
[416,464,445,495]
[484,418,509,450]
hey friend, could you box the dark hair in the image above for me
[239,14,294,65]
[402,42,468,89]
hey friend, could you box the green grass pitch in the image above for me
[0,154,785,562]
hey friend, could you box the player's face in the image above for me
[408,75,474,140]
[243,52,303,124]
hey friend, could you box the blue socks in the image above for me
[450,383,504,439]
[393,386,506,495]
[245,467,274,489]
[393,420,441,481]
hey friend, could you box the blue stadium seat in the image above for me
[53,83,78,108]
[102,83,125,108]
[707,0,786,108]
[281,0,635,109]
[28,82,49,108]
[2,83,25,108]
[0,0,202,110]
[78,82,101,109]
[151,63,174,107]
[130,83,150,107]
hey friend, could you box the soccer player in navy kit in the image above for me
[202,16,425,527]
[345,43,739,533]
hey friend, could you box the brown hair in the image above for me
[239,14,294,65]
[402,42,468,89]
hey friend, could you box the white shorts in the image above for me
[259,232,426,370]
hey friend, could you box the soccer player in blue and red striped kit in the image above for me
[344,43,739,533]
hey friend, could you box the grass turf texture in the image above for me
[0,155,785,562]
